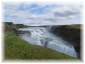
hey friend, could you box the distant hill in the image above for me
[15,24,28,28]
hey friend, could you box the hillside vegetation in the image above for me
[4,22,77,59]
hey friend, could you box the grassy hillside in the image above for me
[4,22,77,59]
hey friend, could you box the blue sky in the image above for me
[3,2,82,26]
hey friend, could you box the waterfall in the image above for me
[19,27,77,58]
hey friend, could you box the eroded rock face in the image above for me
[50,25,81,59]
[19,27,77,58]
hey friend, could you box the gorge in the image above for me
[19,26,78,58]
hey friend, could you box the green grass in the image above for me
[5,36,76,59]
[4,22,77,59]
[66,24,81,29]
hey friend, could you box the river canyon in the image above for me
[18,27,78,58]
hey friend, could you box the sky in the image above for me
[3,2,83,26]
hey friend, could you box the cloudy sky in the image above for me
[3,2,83,26]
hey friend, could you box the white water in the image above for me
[19,27,77,58]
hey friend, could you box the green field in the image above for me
[4,22,77,59]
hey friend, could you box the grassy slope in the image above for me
[4,22,77,59]
[5,36,76,59]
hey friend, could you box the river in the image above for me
[19,27,77,58]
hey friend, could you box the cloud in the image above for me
[3,2,83,26]
[54,11,79,17]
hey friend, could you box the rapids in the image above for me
[19,27,77,58]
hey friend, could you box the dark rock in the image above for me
[50,25,81,59]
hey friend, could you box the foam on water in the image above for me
[19,27,77,58]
